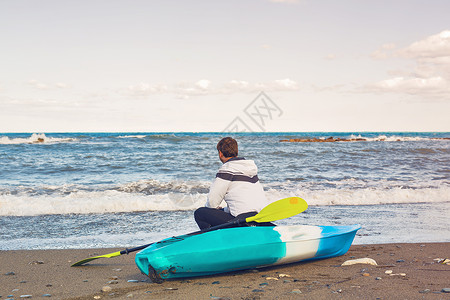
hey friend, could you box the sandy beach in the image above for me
[1,243,449,299]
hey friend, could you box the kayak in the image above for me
[135,224,361,282]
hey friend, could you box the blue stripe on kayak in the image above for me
[315,225,361,259]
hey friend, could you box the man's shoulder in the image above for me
[218,158,258,176]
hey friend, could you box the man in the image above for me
[194,137,271,230]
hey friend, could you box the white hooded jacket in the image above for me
[206,157,268,216]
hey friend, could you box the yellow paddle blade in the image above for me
[71,250,122,267]
[245,197,307,223]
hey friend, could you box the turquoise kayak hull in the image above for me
[135,224,360,281]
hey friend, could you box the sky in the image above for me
[0,0,449,132]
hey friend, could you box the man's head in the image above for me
[217,137,238,163]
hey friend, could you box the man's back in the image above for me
[207,157,268,216]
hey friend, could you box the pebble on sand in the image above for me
[101,286,112,293]
[389,273,406,277]
[341,258,378,266]
[434,258,450,265]
[442,288,450,293]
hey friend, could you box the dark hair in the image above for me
[217,137,238,158]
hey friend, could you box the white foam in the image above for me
[117,135,147,139]
[0,133,76,144]
[1,183,449,216]
[117,179,210,195]
[266,185,450,206]
[348,134,447,142]
[0,190,207,216]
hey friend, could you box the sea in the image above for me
[0,132,449,250]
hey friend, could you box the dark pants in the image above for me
[194,207,274,230]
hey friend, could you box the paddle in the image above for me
[71,196,307,267]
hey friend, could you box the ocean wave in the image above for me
[0,180,211,197]
[266,185,450,206]
[0,190,207,216]
[281,134,450,143]
[114,133,181,140]
[349,134,448,142]
[0,183,448,216]
[116,135,148,139]
[116,179,210,195]
[0,133,76,145]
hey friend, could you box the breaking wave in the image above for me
[349,134,449,142]
[0,133,76,144]
[0,179,448,216]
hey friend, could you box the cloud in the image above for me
[398,30,450,59]
[312,83,351,93]
[200,78,300,96]
[365,30,450,100]
[370,43,397,60]
[195,79,211,90]
[125,79,300,99]
[174,80,212,98]
[225,80,250,91]
[366,76,449,98]
[29,79,49,90]
[271,78,299,90]
[56,83,70,89]
[28,80,71,90]
[370,31,450,61]
[127,82,169,96]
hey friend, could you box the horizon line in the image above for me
[1,131,449,134]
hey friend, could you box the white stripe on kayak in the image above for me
[273,225,322,265]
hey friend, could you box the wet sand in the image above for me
[1,243,449,299]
